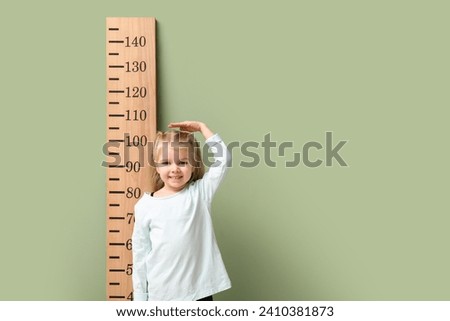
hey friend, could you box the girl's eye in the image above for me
[160,161,169,166]
[178,161,188,166]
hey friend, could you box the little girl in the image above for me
[132,121,232,301]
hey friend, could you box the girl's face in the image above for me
[155,147,193,193]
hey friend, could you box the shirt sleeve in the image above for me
[197,133,231,202]
[131,201,151,301]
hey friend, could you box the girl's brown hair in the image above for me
[150,130,205,192]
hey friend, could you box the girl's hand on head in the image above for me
[168,121,205,133]
[168,121,214,139]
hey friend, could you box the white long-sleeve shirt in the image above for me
[132,133,232,301]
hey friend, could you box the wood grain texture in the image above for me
[106,17,156,301]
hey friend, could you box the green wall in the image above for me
[1,0,449,300]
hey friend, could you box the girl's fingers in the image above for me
[169,121,198,131]
[169,122,189,128]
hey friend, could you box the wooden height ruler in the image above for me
[106,17,156,301]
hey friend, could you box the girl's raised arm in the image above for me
[168,121,231,201]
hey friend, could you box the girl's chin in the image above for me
[165,181,188,190]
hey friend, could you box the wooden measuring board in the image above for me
[106,17,156,301]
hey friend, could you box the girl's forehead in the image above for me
[155,145,191,160]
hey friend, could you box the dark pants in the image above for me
[197,295,213,301]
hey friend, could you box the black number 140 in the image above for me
[125,36,146,47]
